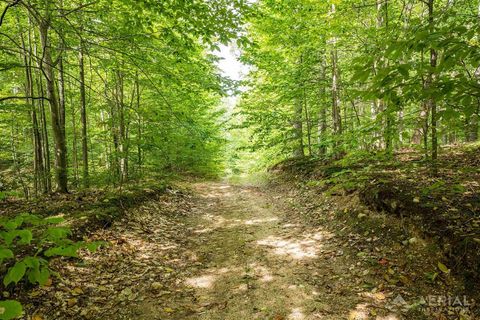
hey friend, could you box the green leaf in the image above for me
[44,245,80,258]
[19,214,41,225]
[45,227,71,241]
[397,64,409,78]
[3,262,27,286]
[85,241,103,253]
[42,216,65,225]
[351,68,370,83]
[461,95,472,107]
[23,256,40,269]
[15,230,32,245]
[0,248,13,264]
[2,217,23,231]
[437,262,450,274]
[0,230,32,246]
[0,231,15,246]
[27,265,50,286]
[0,300,22,320]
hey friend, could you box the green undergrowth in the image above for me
[0,179,170,239]
[0,179,171,319]
[271,143,480,299]
[273,181,471,319]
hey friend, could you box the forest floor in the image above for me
[22,180,478,319]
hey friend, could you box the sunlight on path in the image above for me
[133,182,402,320]
[177,182,330,320]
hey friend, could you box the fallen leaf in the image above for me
[399,275,411,285]
[438,262,450,274]
[42,278,52,287]
[71,287,84,296]
[67,298,77,307]
[151,282,163,290]
[29,290,43,298]
[374,292,386,300]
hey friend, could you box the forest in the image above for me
[0,0,479,319]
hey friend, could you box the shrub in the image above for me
[0,214,102,319]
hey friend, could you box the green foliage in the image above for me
[232,0,480,173]
[0,300,22,320]
[0,0,249,195]
[0,214,103,316]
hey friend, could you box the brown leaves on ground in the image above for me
[8,178,479,319]
[22,188,194,319]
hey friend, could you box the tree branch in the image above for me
[0,96,50,102]
[0,0,20,27]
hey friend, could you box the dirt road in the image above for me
[34,182,407,319]
[148,182,384,320]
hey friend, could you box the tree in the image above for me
[236,0,479,169]
[0,0,249,196]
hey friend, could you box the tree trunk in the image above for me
[427,0,438,172]
[20,19,46,195]
[71,93,79,186]
[79,43,89,187]
[107,79,120,181]
[303,85,313,156]
[33,30,51,193]
[39,21,68,193]
[331,48,342,136]
[293,97,305,158]
[36,74,52,192]
[317,56,327,156]
[58,56,66,133]
[377,0,394,154]
[116,70,128,182]
[293,56,305,158]
[135,73,142,175]
[330,4,342,139]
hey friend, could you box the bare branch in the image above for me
[0,96,50,102]
[0,0,20,27]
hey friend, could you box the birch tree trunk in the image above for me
[330,4,342,138]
